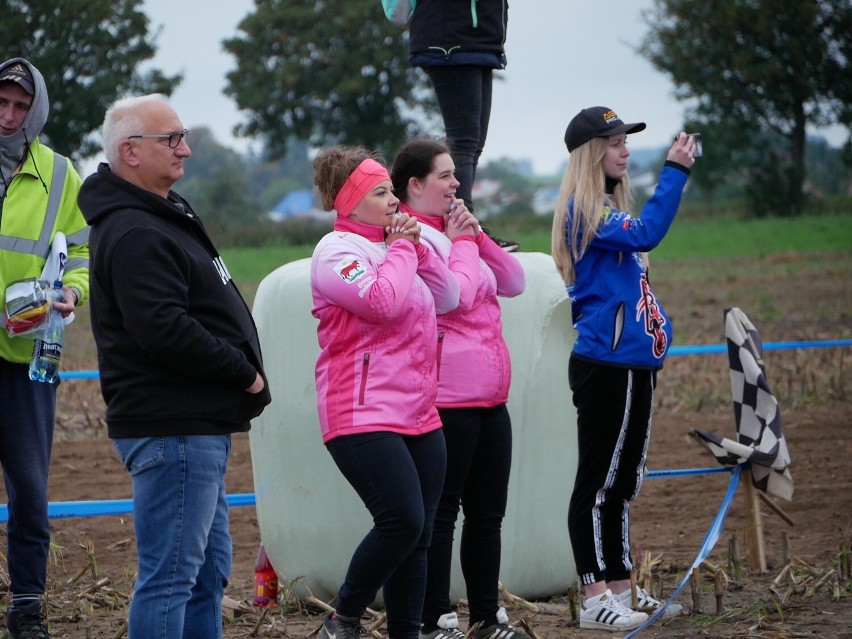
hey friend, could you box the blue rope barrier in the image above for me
[58,339,851,380]
[646,467,729,478]
[0,468,729,523]
[668,338,852,357]
[0,493,257,524]
[59,369,100,380]
[625,465,742,638]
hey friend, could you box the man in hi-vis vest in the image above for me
[0,57,89,639]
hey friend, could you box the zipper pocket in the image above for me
[436,332,444,382]
[358,353,370,405]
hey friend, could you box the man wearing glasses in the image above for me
[77,94,271,639]
[0,57,89,639]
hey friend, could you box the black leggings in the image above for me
[327,429,447,639]
[422,404,512,630]
[425,65,493,213]
[567,356,655,586]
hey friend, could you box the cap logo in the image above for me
[4,63,27,76]
[0,62,35,96]
[602,110,619,123]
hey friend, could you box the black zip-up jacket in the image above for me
[409,0,508,69]
[78,163,271,438]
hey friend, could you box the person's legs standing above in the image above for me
[114,434,232,639]
[425,66,492,212]
[425,65,518,251]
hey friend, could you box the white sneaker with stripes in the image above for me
[580,589,648,631]
[616,586,684,618]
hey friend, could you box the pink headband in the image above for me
[333,158,390,217]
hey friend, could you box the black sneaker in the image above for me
[420,611,467,639]
[6,601,50,639]
[470,607,532,639]
[481,227,520,252]
[318,612,365,639]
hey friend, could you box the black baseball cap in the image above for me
[564,106,646,152]
[0,61,35,96]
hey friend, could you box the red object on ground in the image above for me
[253,543,279,608]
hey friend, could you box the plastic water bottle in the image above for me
[253,543,279,608]
[28,280,65,384]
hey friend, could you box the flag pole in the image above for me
[741,467,767,573]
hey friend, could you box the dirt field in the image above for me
[2,251,850,638]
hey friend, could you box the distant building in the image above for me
[532,185,560,216]
[268,189,325,222]
[472,179,501,201]
[471,179,503,219]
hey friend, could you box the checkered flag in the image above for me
[690,307,793,501]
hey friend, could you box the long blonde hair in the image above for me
[551,137,634,284]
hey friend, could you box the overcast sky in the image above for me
[140,0,847,176]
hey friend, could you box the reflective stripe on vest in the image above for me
[0,153,68,258]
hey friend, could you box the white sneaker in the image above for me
[616,586,684,618]
[579,589,648,631]
[420,612,466,639]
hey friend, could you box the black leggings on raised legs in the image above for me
[425,65,494,213]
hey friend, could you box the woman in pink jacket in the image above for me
[311,146,459,639]
[391,139,528,639]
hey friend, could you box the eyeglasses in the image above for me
[127,129,189,148]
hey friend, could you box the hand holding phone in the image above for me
[675,132,703,158]
[687,133,703,158]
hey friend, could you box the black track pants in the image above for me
[567,355,656,586]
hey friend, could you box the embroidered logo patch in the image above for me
[636,272,668,358]
[334,257,366,283]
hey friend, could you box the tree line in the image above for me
[2,0,850,224]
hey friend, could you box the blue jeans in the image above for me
[0,359,56,597]
[114,435,232,639]
[327,429,447,639]
[425,65,494,213]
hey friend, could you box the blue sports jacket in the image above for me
[565,162,689,370]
